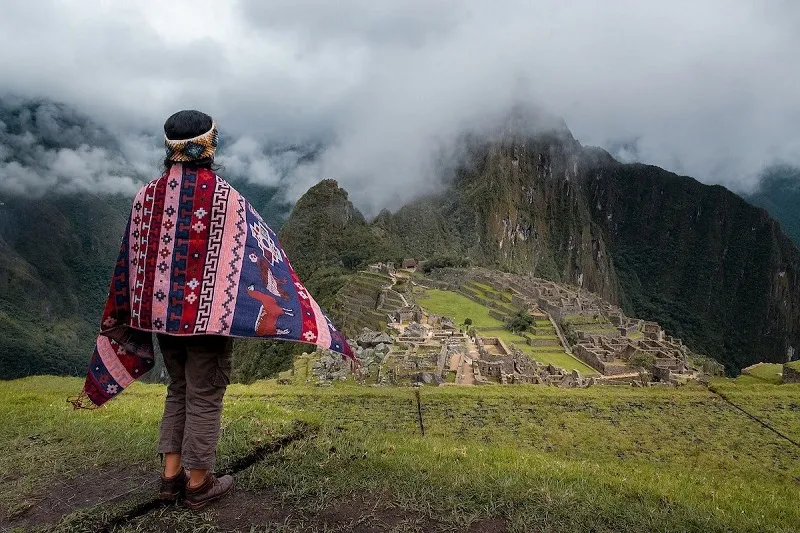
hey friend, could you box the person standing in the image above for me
[74,110,354,510]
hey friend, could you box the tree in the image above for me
[506,311,534,334]
[464,318,473,326]
[629,353,656,372]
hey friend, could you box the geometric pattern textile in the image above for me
[164,123,218,162]
[77,164,354,407]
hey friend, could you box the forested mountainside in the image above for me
[282,121,799,373]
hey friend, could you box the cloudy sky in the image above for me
[0,0,798,212]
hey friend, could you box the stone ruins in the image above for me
[291,265,716,388]
[473,337,593,387]
[426,267,703,384]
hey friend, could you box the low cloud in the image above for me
[0,97,159,196]
[0,1,797,209]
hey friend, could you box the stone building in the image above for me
[402,258,419,270]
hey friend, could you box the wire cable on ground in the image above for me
[705,383,800,450]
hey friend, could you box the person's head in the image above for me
[163,110,219,172]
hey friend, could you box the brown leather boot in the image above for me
[184,473,235,510]
[158,468,188,501]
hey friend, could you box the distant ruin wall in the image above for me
[488,309,508,322]
[573,345,605,374]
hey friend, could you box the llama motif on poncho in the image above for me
[77,164,354,407]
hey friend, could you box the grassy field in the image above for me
[523,348,598,374]
[1,376,798,532]
[742,363,784,385]
[417,289,504,328]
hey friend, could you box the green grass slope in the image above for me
[2,377,797,532]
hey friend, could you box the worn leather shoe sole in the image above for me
[183,489,232,509]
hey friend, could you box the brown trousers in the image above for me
[156,334,234,470]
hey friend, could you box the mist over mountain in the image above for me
[0,96,149,196]
[746,166,800,248]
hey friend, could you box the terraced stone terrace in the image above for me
[333,271,397,334]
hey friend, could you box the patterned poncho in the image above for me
[77,164,353,407]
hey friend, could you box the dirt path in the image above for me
[455,342,479,385]
[459,357,475,385]
[0,466,153,532]
[449,352,461,372]
[5,470,507,533]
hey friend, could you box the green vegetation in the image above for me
[596,164,800,374]
[279,180,382,280]
[1,377,799,532]
[709,376,800,444]
[506,310,534,333]
[629,353,657,372]
[0,193,132,379]
[420,255,471,274]
[417,289,503,328]
[527,351,598,374]
[741,363,784,385]
[785,360,800,371]
[472,281,499,294]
